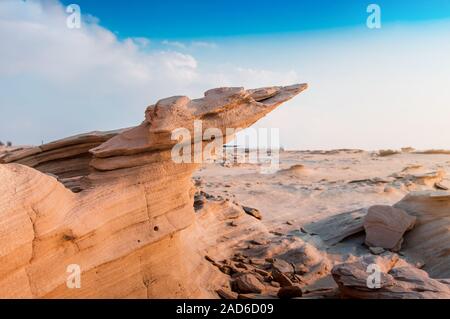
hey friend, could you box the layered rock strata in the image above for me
[0,84,307,298]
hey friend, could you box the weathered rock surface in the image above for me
[216,288,238,299]
[277,285,303,299]
[408,170,445,186]
[242,206,262,220]
[364,205,416,252]
[0,130,129,193]
[272,269,293,287]
[394,191,450,278]
[271,258,294,274]
[0,84,307,298]
[332,254,450,299]
[240,235,331,287]
[233,274,265,294]
[368,247,385,255]
[304,208,366,245]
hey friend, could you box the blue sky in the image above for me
[1,0,450,149]
[59,0,450,39]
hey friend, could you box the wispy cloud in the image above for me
[191,41,218,49]
[161,40,187,49]
[162,40,218,50]
[0,0,296,145]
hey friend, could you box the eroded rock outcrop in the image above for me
[331,191,450,299]
[0,84,307,298]
[332,254,450,299]
[394,191,450,278]
[303,208,366,246]
[364,205,416,252]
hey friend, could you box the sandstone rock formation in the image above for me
[331,191,450,299]
[0,130,124,192]
[332,253,450,299]
[304,208,366,245]
[0,84,307,298]
[394,191,450,278]
[364,205,416,252]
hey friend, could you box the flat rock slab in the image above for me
[364,205,416,252]
[277,285,303,299]
[233,274,265,294]
[216,288,238,299]
[303,208,366,245]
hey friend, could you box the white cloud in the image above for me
[161,40,218,50]
[5,1,449,151]
[191,41,218,49]
[0,0,297,145]
[0,1,197,86]
[161,40,187,49]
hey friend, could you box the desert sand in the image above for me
[0,84,449,299]
[195,148,450,298]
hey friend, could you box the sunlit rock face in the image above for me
[0,84,306,298]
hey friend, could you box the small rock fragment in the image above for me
[254,269,269,277]
[219,265,237,275]
[249,239,267,246]
[271,281,281,288]
[269,231,284,236]
[277,285,303,299]
[271,258,294,273]
[249,258,265,266]
[272,269,293,287]
[234,274,265,294]
[242,206,262,220]
[216,288,238,299]
[369,247,385,255]
[435,182,449,191]
[235,262,248,270]
[205,255,215,263]
[228,221,238,227]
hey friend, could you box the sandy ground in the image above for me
[1,145,448,298]
[195,149,450,268]
[196,149,450,223]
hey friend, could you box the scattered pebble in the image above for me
[242,206,262,220]
[369,247,385,255]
